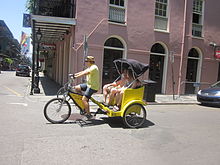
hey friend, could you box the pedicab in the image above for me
[43,58,149,128]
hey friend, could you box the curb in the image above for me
[147,102,199,105]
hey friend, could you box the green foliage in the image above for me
[4,58,13,65]
[26,0,35,13]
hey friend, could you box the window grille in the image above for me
[154,0,168,31]
[192,23,202,37]
[192,0,203,37]
[109,0,125,24]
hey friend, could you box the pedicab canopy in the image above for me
[113,58,149,78]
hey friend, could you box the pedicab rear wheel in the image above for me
[44,98,71,124]
[123,103,146,128]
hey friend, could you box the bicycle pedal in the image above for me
[94,108,107,116]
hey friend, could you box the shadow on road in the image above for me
[45,114,155,129]
[76,116,155,129]
[40,76,61,96]
[198,103,220,108]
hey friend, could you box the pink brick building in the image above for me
[32,0,220,95]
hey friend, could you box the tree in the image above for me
[4,58,13,65]
[26,0,35,14]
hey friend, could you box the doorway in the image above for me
[185,48,200,94]
[149,43,166,94]
[102,37,124,86]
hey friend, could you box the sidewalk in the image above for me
[30,73,199,105]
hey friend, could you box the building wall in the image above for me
[54,0,220,94]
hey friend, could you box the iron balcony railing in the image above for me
[34,0,76,18]
[192,23,203,37]
[109,5,125,24]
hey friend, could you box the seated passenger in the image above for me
[103,69,128,104]
[113,69,142,111]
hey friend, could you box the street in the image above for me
[0,71,220,165]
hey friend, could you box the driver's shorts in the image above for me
[80,83,97,99]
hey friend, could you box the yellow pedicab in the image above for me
[43,58,149,128]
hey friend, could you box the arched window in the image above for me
[188,48,199,58]
[151,43,166,54]
[104,37,124,48]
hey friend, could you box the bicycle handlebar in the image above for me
[68,73,75,79]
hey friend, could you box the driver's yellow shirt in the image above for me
[86,64,99,90]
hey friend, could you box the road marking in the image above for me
[9,103,28,107]
[3,86,22,97]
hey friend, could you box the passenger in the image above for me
[113,69,142,111]
[103,69,128,105]
[74,56,99,119]
[107,69,130,105]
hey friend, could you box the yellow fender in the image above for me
[120,100,147,117]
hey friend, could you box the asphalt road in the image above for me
[0,71,220,165]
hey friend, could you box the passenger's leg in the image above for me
[116,90,124,107]
[108,88,118,105]
[103,85,110,103]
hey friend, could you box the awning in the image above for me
[31,15,76,44]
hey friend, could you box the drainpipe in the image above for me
[177,0,187,95]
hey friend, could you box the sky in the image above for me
[0,0,31,42]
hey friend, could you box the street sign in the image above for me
[215,50,220,59]
[41,44,56,50]
[23,14,31,28]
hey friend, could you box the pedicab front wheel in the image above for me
[123,103,146,128]
[44,98,71,124]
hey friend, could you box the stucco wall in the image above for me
[61,0,220,94]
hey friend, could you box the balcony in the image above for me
[34,0,75,18]
[31,0,76,44]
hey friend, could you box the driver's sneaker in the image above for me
[80,109,86,115]
[84,113,93,120]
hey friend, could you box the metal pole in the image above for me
[171,62,175,100]
[34,41,40,93]
[170,51,175,100]
[30,21,36,95]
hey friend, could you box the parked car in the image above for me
[15,65,31,77]
[197,81,220,106]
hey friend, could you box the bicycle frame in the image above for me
[67,89,114,115]
[61,74,112,115]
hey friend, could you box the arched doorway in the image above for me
[185,48,201,94]
[149,43,167,94]
[102,37,124,86]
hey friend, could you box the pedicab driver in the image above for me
[74,56,100,119]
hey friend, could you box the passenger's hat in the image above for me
[85,56,95,62]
